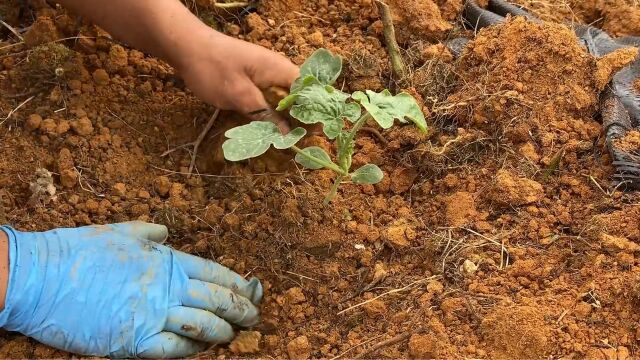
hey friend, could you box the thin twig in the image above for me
[160,110,220,177]
[0,20,24,41]
[556,308,569,324]
[284,271,320,282]
[106,108,149,138]
[353,327,427,359]
[1,95,35,126]
[4,87,48,99]
[212,1,249,8]
[460,227,510,269]
[337,276,438,315]
[374,0,406,81]
[361,127,389,146]
[148,164,288,178]
[189,109,220,175]
[330,335,385,360]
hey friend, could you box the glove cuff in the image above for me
[0,226,19,329]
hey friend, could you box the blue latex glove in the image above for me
[0,222,262,358]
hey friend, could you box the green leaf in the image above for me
[278,76,320,111]
[223,122,306,161]
[352,90,427,132]
[295,146,335,170]
[291,49,342,92]
[290,84,361,139]
[351,164,383,185]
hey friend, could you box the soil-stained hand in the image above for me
[0,222,262,358]
[176,31,299,123]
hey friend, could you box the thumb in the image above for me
[234,80,291,133]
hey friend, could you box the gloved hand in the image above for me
[0,222,262,358]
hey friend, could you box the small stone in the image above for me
[600,233,640,253]
[618,346,631,360]
[130,203,150,217]
[264,334,279,349]
[68,194,80,205]
[56,120,71,135]
[113,183,127,197]
[229,331,262,354]
[286,335,310,360]
[222,213,240,231]
[574,301,592,318]
[85,199,100,213]
[408,334,437,359]
[384,225,409,247]
[68,79,82,91]
[60,169,78,188]
[204,204,225,224]
[427,280,444,294]
[40,118,57,134]
[92,69,110,85]
[71,116,94,136]
[106,45,128,73]
[363,299,387,317]
[226,24,241,36]
[489,170,543,207]
[461,259,478,275]
[372,262,388,283]
[137,190,151,199]
[153,176,171,197]
[25,114,42,131]
[285,287,306,305]
[57,148,74,171]
[307,31,324,46]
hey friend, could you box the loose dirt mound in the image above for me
[480,305,550,359]
[444,17,636,166]
[509,0,640,36]
[1,0,640,359]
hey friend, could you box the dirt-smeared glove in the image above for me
[0,222,262,358]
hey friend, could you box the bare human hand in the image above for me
[57,0,299,128]
[174,31,299,118]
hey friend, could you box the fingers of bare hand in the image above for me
[247,108,291,134]
[244,45,299,89]
[228,80,291,133]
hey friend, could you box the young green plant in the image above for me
[222,49,427,203]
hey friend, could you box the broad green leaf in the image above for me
[290,84,361,139]
[295,146,335,170]
[291,49,342,92]
[351,164,383,185]
[277,76,320,111]
[352,90,427,132]
[223,122,306,161]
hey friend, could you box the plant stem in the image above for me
[349,113,373,141]
[291,146,348,176]
[324,175,344,205]
[374,0,406,81]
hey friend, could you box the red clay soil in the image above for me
[509,0,640,37]
[615,130,640,152]
[1,0,640,359]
